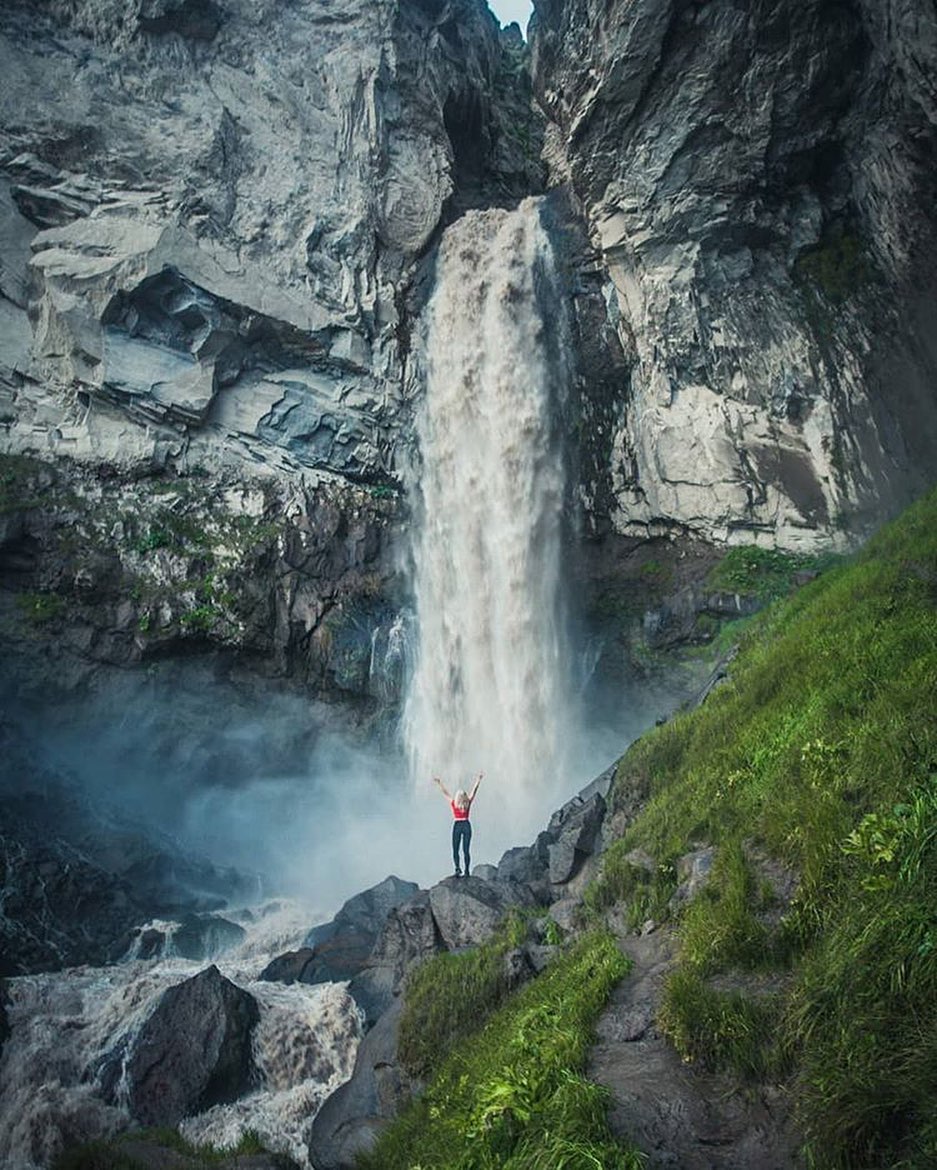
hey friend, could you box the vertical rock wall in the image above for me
[531,0,937,549]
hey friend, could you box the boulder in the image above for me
[171,914,246,961]
[258,947,318,985]
[671,847,716,908]
[307,998,412,1170]
[297,875,421,985]
[547,791,606,885]
[120,965,259,1125]
[348,891,441,1026]
[428,875,537,952]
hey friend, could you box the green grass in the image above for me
[398,912,529,1079]
[588,485,937,1167]
[16,591,66,623]
[359,931,642,1170]
[52,1128,281,1170]
[658,969,787,1080]
[705,545,838,603]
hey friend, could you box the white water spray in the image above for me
[404,198,573,836]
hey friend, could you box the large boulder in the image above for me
[348,890,441,1026]
[118,965,259,1125]
[307,998,412,1170]
[428,875,538,952]
[295,875,421,986]
[546,788,608,885]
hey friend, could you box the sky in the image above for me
[488,0,533,34]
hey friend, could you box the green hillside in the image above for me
[369,486,937,1169]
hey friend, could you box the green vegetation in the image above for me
[360,931,641,1170]
[51,1128,285,1170]
[657,969,787,1080]
[587,486,937,1168]
[793,229,872,304]
[398,912,530,1079]
[17,591,66,624]
[705,545,838,603]
[0,453,50,513]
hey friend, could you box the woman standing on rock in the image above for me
[433,773,483,877]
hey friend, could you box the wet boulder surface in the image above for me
[117,964,260,1126]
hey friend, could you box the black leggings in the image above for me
[452,820,472,873]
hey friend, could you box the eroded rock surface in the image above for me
[531,0,937,548]
[0,0,542,490]
[117,964,259,1126]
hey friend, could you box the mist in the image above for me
[4,650,643,923]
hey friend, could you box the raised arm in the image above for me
[433,776,453,800]
[469,772,483,801]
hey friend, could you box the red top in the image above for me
[450,799,471,821]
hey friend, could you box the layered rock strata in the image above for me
[0,0,542,489]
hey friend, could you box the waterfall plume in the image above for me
[403,198,573,829]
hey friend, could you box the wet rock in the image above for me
[308,998,412,1170]
[171,914,246,960]
[258,947,317,986]
[121,964,259,1126]
[348,891,441,1027]
[298,875,421,986]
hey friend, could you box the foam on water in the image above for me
[0,901,361,1170]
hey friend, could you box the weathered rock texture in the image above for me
[531,0,937,548]
[0,0,542,489]
[117,964,259,1126]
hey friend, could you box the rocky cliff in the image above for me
[2,0,936,696]
[0,0,547,698]
[531,0,937,548]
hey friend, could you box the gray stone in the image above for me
[258,947,317,986]
[532,0,937,549]
[547,791,606,884]
[671,847,716,908]
[428,875,537,952]
[307,998,412,1170]
[298,875,422,986]
[119,964,259,1126]
[348,890,441,1026]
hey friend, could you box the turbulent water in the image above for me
[403,198,574,829]
[0,903,360,1170]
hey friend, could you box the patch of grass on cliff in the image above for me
[16,590,66,624]
[398,911,529,1079]
[359,931,641,1170]
[591,485,937,1168]
[794,228,872,304]
[705,545,836,603]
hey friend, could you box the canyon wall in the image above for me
[532,0,937,547]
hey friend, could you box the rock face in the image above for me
[0,0,542,490]
[531,0,937,548]
[118,964,259,1126]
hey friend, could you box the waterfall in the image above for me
[403,198,573,825]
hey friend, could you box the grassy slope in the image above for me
[373,487,936,1170]
[361,930,640,1170]
[591,485,937,1167]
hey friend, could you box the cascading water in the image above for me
[403,198,574,835]
[0,903,361,1170]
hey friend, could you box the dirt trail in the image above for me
[587,930,802,1169]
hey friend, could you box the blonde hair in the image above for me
[454,789,470,809]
